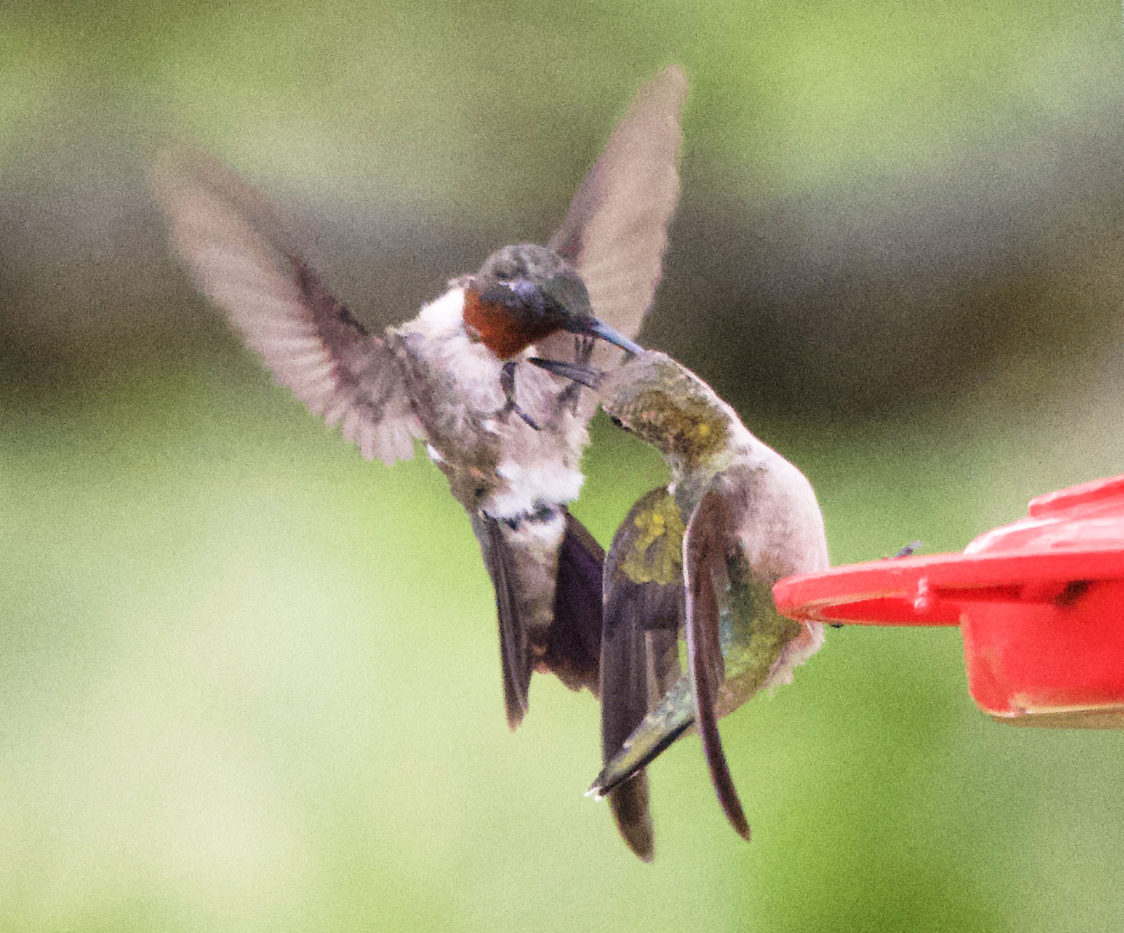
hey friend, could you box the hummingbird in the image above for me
[154,67,686,734]
[534,349,829,854]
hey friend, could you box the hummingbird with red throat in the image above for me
[155,67,686,736]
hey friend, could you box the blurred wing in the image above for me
[600,487,684,861]
[541,65,686,372]
[154,151,424,465]
[684,486,750,840]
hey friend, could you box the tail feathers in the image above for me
[481,517,531,729]
[477,510,604,728]
[541,513,605,693]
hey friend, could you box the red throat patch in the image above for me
[462,287,557,359]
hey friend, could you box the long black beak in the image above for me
[528,357,603,389]
[567,316,644,357]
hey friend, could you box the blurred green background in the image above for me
[3,2,1124,931]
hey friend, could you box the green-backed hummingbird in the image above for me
[536,349,828,856]
[155,67,686,729]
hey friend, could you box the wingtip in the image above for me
[608,775,656,862]
[728,809,755,845]
[504,681,530,731]
[503,677,529,731]
[636,64,687,117]
[656,63,688,95]
[707,748,751,841]
[622,830,655,863]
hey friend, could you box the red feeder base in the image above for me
[774,475,1124,726]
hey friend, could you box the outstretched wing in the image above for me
[541,65,686,376]
[154,151,424,465]
[684,486,751,841]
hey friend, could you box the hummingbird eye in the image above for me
[489,258,525,283]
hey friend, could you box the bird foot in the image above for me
[499,360,541,431]
[557,335,597,411]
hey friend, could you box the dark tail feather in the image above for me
[542,513,604,693]
[479,516,531,729]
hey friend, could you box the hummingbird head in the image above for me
[463,244,642,360]
[600,351,730,463]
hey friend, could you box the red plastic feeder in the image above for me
[774,474,1124,727]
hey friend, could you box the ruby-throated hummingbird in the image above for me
[155,67,686,731]
[536,349,828,856]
